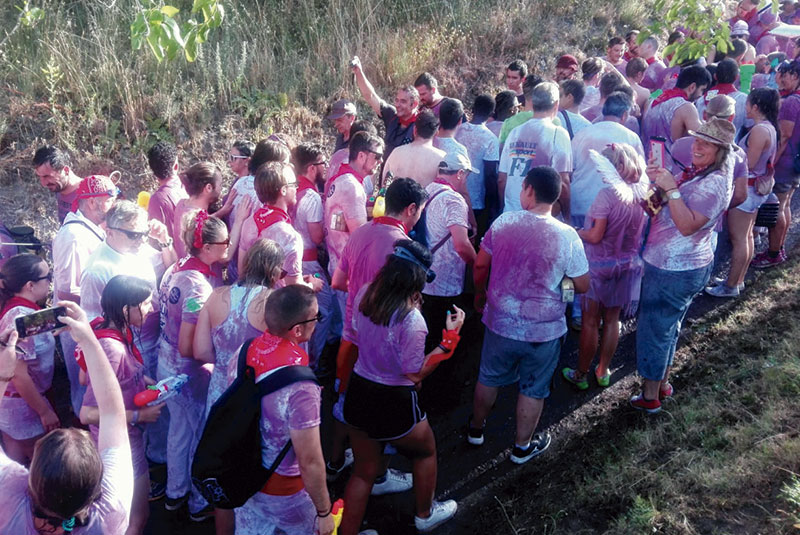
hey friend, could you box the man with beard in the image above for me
[32,145,84,223]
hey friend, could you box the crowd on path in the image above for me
[0,1,799,533]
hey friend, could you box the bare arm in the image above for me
[649,167,711,236]
[0,328,18,400]
[577,217,607,244]
[178,322,197,358]
[330,267,348,292]
[571,272,591,294]
[558,172,572,222]
[12,359,59,432]
[473,248,492,313]
[774,119,795,164]
[345,216,367,233]
[307,221,324,246]
[450,225,477,264]
[673,103,702,142]
[351,59,384,116]
[405,306,465,384]
[497,172,507,211]
[290,426,335,535]
[193,299,216,364]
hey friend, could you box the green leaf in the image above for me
[146,28,165,62]
[160,5,179,17]
[184,32,198,61]
[162,17,185,47]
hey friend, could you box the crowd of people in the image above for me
[0,1,799,533]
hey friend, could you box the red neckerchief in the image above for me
[329,164,364,187]
[74,317,143,371]
[780,89,800,99]
[296,176,317,194]
[253,205,291,234]
[704,83,737,104]
[623,51,635,62]
[0,296,40,318]
[246,331,309,378]
[678,165,709,186]
[372,216,407,234]
[175,256,213,278]
[735,8,757,23]
[398,110,419,128]
[652,88,689,108]
[646,56,657,66]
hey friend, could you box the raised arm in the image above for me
[350,57,384,116]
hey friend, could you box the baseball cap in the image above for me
[438,152,478,174]
[731,20,750,37]
[326,99,357,120]
[556,54,580,70]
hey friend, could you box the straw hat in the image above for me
[687,117,736,147]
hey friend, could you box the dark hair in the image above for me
[608,36,625,48]
[414,72,438,90]
[523,74,544,100]
[493,90,518,120]
[472,94,496,121]
[0,253,47,308]
[254,161,292,205]
[98,275,152,355]
[182,162,222,196]
[560,79,586,106]
[240,238,284,288]
[523,166,561,204]
[439,98,464,130]
[667,30,684,45]
[748,87,782,146]
[602,91,633,118]
[32,146,70,171]
[625,30,640,42]
[349,119,377,139]
[414,110,440,139]
[359,239,431,326]
[676,65,712,89]
[29,428,103,525]
[385,177,429,216]
[507,59,528,78]
[705,64,718,84]
[599,71,624,99]
[181,210,228,256]
[582,58,604,81]
[778,58,800,78]
[730,39,748,59]
[716,58,739,84]
[249,140,291,175]
[348,131,384,163]
[147,141,178,180]
[232,140,255,158]
[398,85,420,104]
[292,143,327,174]
[264,284,317,335]
[626,57,648,77]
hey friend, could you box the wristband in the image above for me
[158,238,173,250]
[439,329,461,352]
[316,506,332,518]
[131,410,140,425]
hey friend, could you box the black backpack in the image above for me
[191,339,319,509]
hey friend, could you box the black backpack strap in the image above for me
[257,365,319,397]
[425,188,456,255]
[62,219,105,242]
[237,338,255,378]
[560,110,574,140]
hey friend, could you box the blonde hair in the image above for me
[601,143,644,184]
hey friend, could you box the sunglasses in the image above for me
[109,227,149,241]
[207,238,231,246]
[33,272,53,282]
[291,311,323,328]
[228,154,248,161]
[311,160,328,166]
[366,149,384,160]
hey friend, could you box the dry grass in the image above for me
[464,250,800,534]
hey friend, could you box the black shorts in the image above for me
[343,373,426,441]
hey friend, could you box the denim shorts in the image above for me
[635,262,712,381]
[773,175,800,194]
[734,186,769,214]
[478,328,561,399]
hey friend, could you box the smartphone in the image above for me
[649,137,666,169]
[15,306,66,338]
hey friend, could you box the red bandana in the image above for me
[253,205,291,234]
[372,216,407,234]
[646,56,657,65]
[175,256,213,278]
[296,176,317,194]
[623,51,635,62]
[398,110,419,128]
[246,331,309,378]
[75,317,143,371]
[678,165,709,186]
[0,296,40,319]
[652,88,689,108]
[71,175,118,213]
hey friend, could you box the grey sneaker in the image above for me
[414,500,457,532]
[371,468,412,495]
[510,432,552,464]
[705,284,740,297]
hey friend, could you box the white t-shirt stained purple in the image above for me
[455,122,500,210]
[423,183,470,297]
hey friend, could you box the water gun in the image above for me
[137,191,151,210]
[134,374,188,407]
[371,172,394,218]
[332,499,344,534]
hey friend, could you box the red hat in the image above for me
[556,54,579,70]
[71,173,120,213]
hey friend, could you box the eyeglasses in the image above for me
[33,272,53,282]
[228,154,248,161]
[366,149,384,160]
[311,160,328,167]
[207,238,231,246]
[109,227,149,241]
[284,181,299,188]
[291,311,323,328]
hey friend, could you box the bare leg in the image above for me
[126,472,150,535]
[471,382,498,429]
[391,420,438,517]
[214,508,235,535]
[596,306,622,377]
[727,208,757,286]
[576,298,601,376]
[328,418,349,469]
[769,189,796,252]
[339,428,383,535]
[643,378,661,401]
[514,394,545,446]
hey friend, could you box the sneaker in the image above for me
[780,247,788,262]
[326,448,354,481]
[630,393,661,414]
[164,493,188,511]
[189,504,215,522]
[466,416,484,446]
[705,284,740,297]
[149,479,166,502]
[562,368,589,390]
[510,432,551,464]
[414,500,458,532]
[359,531,379,535]
[752,251,784,269]
[659,383,674,400]
[595,370,611,388]
[371,468,413,495]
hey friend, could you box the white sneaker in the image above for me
[326,448,354,481]
[705,284,740,298]
[414,500,457,532]
[370,468,413,495]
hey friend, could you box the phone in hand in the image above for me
[649,137,667,169]
[15,306,66,338]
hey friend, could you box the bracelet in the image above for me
[439,329,461,352]
[665,188,678,194]
[316,506,332,518]
[131,410,140,425]
[157,238,173,250]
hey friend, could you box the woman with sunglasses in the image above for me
[78,275,164,535]
[0,300,134,535]
[0,253,57,465]
[339,240,465,535]
[157,209,230,520]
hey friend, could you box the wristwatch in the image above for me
[667,189,681,201]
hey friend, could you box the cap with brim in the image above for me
[556,54,579,70]
[731,20,750,37]
[326,99,357,120]
[438,152,478,174]
[705,94,736,118]
[687,118,736,147]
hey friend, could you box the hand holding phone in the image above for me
[649,138,666,169]
[15,306,66,338]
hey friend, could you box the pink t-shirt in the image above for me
[324,171,367,270]
[259,382,321,476]
[0,446,132,534]
[240,216,303,279]
[584,187,646,263]
[641,59,667,90]
[83,337,146,415]
[481,211,588,342]
[775,94,800,180]
[148,177,188,239]
[351,287,428,387]
[643,168,732,270]
[338,219,407,342]
[57,189,80,224]
[422,183,470,297]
